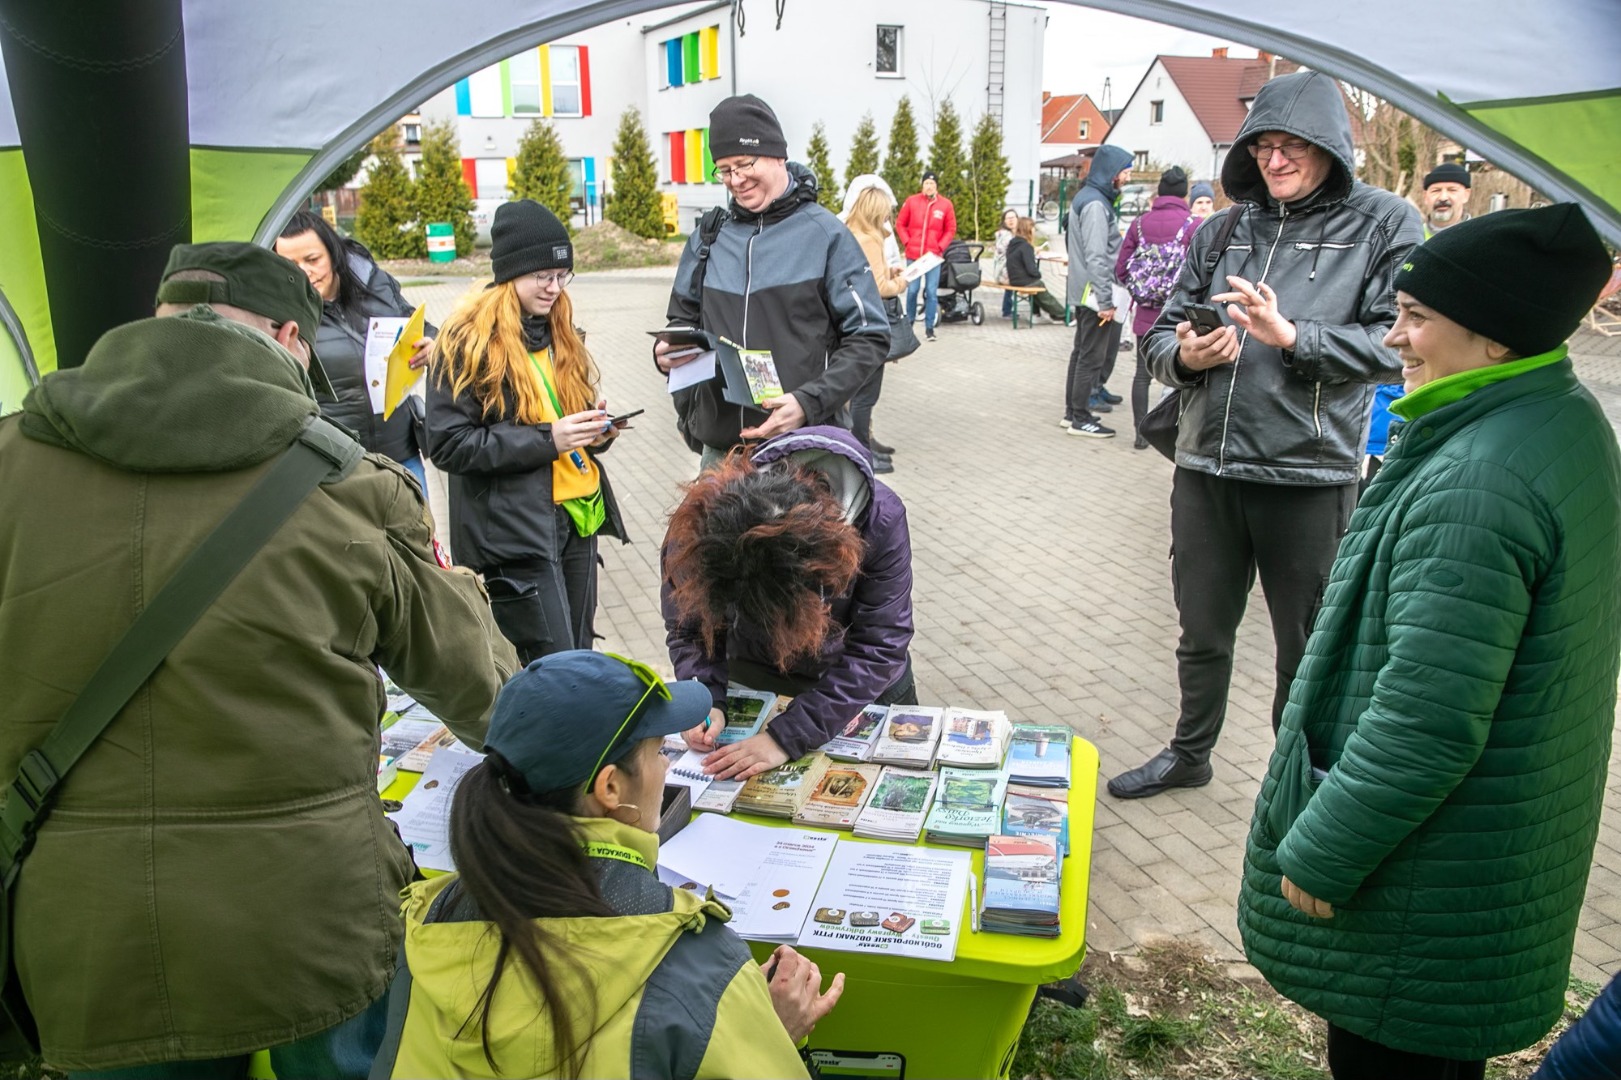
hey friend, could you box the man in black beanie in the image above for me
[1239,202,1620,1080]
[656,93,887,467]
[1421,161,1472,238]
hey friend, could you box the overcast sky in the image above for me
[1040,4,1254,110]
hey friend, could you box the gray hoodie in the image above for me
[1144,71,1423,485]
[1065,144,1135,311]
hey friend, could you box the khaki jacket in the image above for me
[0,310,517,1069]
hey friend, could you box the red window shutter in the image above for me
[669,132,685,183]
[461,158,478,195]
[578,45,592,116]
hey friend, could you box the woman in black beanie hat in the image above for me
[426,200,629,663]
[1238,203,1621,1079]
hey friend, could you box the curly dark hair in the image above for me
[663,451,865,670]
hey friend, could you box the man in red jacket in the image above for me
[895,170,957,342]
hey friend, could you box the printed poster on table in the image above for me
[797,842,971,962]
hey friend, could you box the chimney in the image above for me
[1258,50,1273,63]
[1043,91,1051,102]
[1212,47,1228,59]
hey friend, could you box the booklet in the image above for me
[870,706,944,768]
[923,768,1010,847]
[793,762,883,830]
[647,328,771,411]
[377,754,400,795]
[662,748,715,801]
[693,776,745,814]
[818,705,888,762]
[657,814,839,942]
[982,834,1063,937]
[1006,724,1073,787]
[852,767,939,843]
[1002,783,1071,856]
[797,842,972,962]
[735,753,833,819]
[387,745,481,872]
[395,726,466,773]
[721,686,778,747]
[933,708,1013,769]
[902,252,944,282]
[725,339,783,404]
[379,717,446,762]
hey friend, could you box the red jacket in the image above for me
[895,193,957,260]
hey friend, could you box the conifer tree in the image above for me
[414,119,477,255]
[926,99,969,207]
[354,130,421,259]
[511,119,575,230]
[967,113,1013,242]
[845,113,881,191]
[803,122,840,211]
[607,107,665,239]
[880,96,923,202]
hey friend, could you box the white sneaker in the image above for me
[1058,418,1073,430]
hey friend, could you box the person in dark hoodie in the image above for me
[1115,166,1197,445]
[276,210,434,491]
[1062,143,1135,438]
[661,427,915,780]
[655,95,889,470]
[1110,70,1423,800]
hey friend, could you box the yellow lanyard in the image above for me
[583,841,650,872]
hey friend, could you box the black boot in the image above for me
[869,435,896,455]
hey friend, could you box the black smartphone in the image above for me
[1184,302,1225,336]
[608,408,644,427]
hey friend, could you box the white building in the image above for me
[418,0,1047,237]
[1103,49,1295,188]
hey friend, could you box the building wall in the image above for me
[420,0,1046,239]
[1103,60,1222,184]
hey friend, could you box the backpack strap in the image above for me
[1193,205,1246,303]
[690,206,729,300]
[0,415,362,887]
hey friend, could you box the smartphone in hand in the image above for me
[608,409,645,428]
[1184,303,1225,336]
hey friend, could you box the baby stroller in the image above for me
[936,239,985,326]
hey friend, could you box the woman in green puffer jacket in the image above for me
[1238,204,1621,1080]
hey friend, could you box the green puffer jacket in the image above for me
[1238,353,1621,1060]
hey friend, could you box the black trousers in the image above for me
[1064,308,1122,423]
[1130,349,1154,436]
[1327,1024,1485,1080]
[851,364,885,444]
[480,508,599,666]
[1168,467,1356,764]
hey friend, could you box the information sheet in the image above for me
[797,842,971,962]
[387,745,480,871]
[363,317,410,413]
[657,815,839,942]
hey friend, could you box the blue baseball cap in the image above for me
[482,650,712,795]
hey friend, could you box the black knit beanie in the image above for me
[1422,162,1471,190]
[708,94,788,160]
[1395,204,1611,357]
[490,200,572,284]
[1158,166,1188,198]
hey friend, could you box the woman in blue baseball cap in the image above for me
[373,650,843,1079]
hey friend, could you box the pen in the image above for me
[969,872,980,933]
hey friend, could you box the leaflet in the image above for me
[363,316,410,414]
[902,252,944,282]
[797,842,971,962]
[657,815,838,942]
[379,717,446,761]
[387,746,481,872]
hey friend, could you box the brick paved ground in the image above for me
[403,269,1621,984]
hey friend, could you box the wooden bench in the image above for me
[977,283,1065,329]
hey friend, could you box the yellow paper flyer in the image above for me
[382,304,427,419]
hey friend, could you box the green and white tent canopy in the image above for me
[1,0,1616,411]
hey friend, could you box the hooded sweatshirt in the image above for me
[1065,144,1135,311]
[1142,70,1423,485]
[662,426,914,759]
[0,307,514,1070]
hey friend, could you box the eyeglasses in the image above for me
[1249,140,1314,162]
[710,157,760,183]
[581,653,673,793]
[531,270,574,289]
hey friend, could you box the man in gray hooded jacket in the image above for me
[1109,71,1422,799]
[1063,144,1136,438]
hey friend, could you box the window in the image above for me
[1149,100,1164,125]
[876,25,903,76]
[550,45,583,117]
[1133,150,1149,171]
[510,50,541,115]
[400,123,421,146]
[1078,120,1089,140]
[474,159,509,201]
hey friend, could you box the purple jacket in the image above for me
[662,427,914,759]
[1116,194,1195,337]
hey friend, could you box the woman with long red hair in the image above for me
[427,201,628,663]
[662,427,916,780]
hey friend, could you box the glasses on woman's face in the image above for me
[531,270,574,290]
[710,157,760,184]
[1249,140,1314,162]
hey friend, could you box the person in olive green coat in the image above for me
[0,243,517,1075]
[1238,205,1621,1079]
